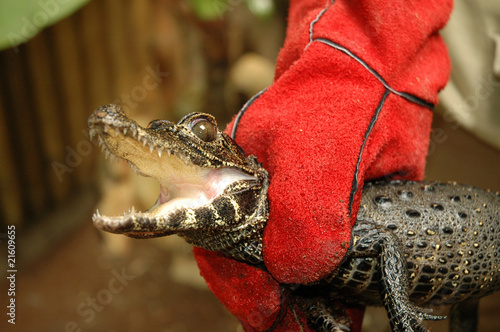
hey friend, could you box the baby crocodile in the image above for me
[88,105,500,332]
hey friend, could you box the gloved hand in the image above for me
[194,0,452,330]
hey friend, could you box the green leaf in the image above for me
[0,0,90,51]
[186,0,230,21]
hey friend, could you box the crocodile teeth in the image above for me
[149,145,154,153]
[157,148,163,158]
[123,128,128,135]
[104,150,110,159]
[179,154,190,165]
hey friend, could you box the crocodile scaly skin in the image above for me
[310,181,500,331]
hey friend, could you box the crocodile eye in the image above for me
[190,118,216,142]
[147,119,168,130]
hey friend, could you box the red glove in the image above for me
[195,0,452,330]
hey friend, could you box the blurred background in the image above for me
[0,0,498,331]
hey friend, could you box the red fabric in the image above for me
[194,0,452,330]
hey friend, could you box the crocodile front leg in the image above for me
[352,221,446,332]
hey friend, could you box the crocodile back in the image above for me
[329,181,500,307]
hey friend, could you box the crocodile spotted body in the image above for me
[88,105,500,332]
[316,181,500,332]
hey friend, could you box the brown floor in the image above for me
[1,114,499,332]
[0,221,239,332]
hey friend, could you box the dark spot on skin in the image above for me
[424,185,435,192]
[459,284,470,291]
[417,241,427,248]
[214,197,235,219]
[386,224,398,230]
[458,212,467,219]
[431,203,444,211]
[439,286,454,295]
[398,190,413,200]
[406,209,421,218]
[450,195,461,202]
[194,207,215,226]
[236,189,258,216]
[356,260,372,272]
[419,275,432,283]
[422,265,435,273]
[442,226,453,234]
[170,210,187,228]
[374,195,392,208]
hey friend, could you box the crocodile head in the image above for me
[88,104,268,263]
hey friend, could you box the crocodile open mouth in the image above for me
[88,106,257,238]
